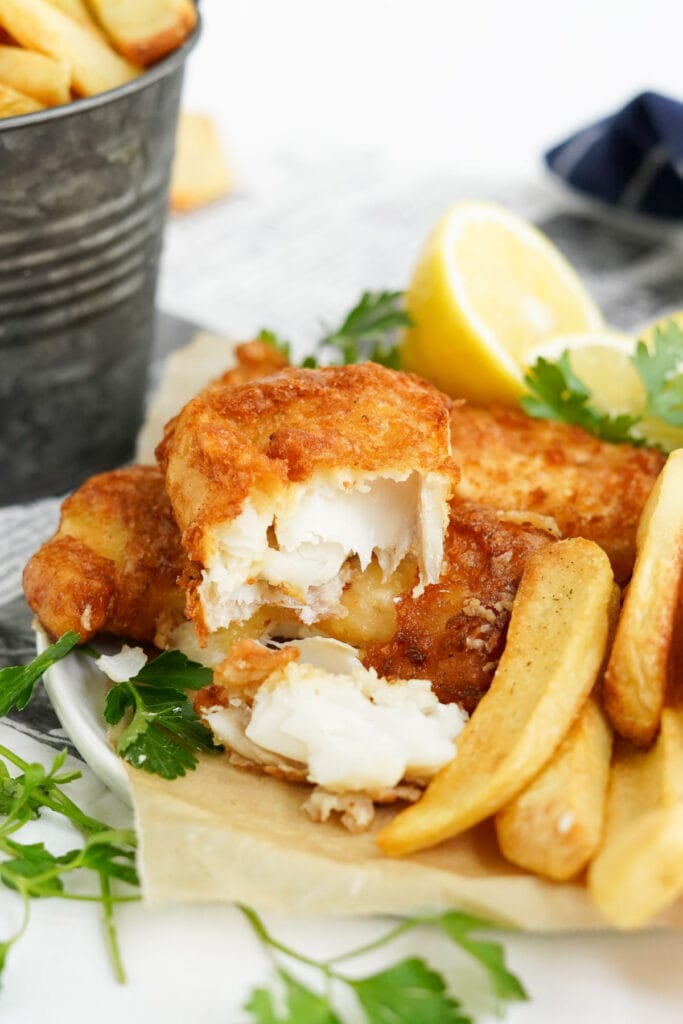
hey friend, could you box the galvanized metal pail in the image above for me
[0,20,200,504]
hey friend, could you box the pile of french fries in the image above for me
[0,0,197,118]
[378,449,683,930]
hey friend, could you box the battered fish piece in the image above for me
[450,404,664,583]
[159,363,460,637]
[363,502,557,713]
[23,466,187,644]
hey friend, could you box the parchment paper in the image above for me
[126,333,683,929]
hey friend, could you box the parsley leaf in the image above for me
[318,290,411,368]
[436,912,527,1003]
[240,905,527,1024]
[521,355,640,445]
[0,631,80,716]
[522,319,683,450]
[351,957,469,1024]
[259,290,410,370]
[0,743,140,984]
[103,650,215,781]
[258,328,292,361]
[632,323,683,428]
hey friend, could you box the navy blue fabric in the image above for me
[545,92,683,219]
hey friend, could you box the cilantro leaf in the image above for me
[0,631,80,716]
[104,651,216,780]
[351,957,469,1024]
[436,911,527,1003]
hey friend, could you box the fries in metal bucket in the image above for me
[0,0,139,97]
[377,538,615,857]
[0,79,43,116]
[87,0,197,66]
[0,44,70,105]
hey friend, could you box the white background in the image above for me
[5,2,683,1022]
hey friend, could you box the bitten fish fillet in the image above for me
[363,502,557,712]
[159,363,460,638]
[450,404,664,583]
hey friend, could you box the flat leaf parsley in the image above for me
[103,650,214,780]
[240,904,527,1024]
[260,290,411,370]
[522,319,683,450]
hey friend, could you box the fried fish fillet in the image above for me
[363,502,557,713]
[158,363,460,637]
[450,404,664,583]
[23,466,187,644]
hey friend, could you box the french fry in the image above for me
[604,449,683,747]
[587,707,683,929]
[377,538,615,857]
[45,0,95,27]
[495,696,613,881]
[0,45,70,106]
[170,113,232,214]
[86,0,197,66]
[0,0,139,97]
[0,80,44,117]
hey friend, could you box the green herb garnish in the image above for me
[103,650,215,780]
[259,290,411,370]
[522,319,683,450]
[0,631,80,716]
[240,904,527,1024]
[0,744,139,983]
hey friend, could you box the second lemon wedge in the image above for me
[401,202,604,403]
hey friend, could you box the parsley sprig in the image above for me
[0,630,80,717]
[103,650,215,780]
[522,320,683,450]
[0,743,139,984]
[259,290,411,370]
[240,904,527,1024]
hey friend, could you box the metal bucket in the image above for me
[0,20,200,504]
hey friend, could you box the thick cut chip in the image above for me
[0,79,42,116]
[23,466,186,644]
[159,363,460,638]
[45,0,95,26]
[87,0,197,65]
[170,112,231,213]
[604,450,683,747]
[495,696,613,881]
[588,707,683,929]
[450,403,664,584]
[0,0,138,96]
[0,44,70,105]
[377,538,615,856]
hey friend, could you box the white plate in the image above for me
[37,627,131,805]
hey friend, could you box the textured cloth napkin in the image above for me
[546,91,683,219]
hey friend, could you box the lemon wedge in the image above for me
[401,202,604,403]
[522,331,645,418]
